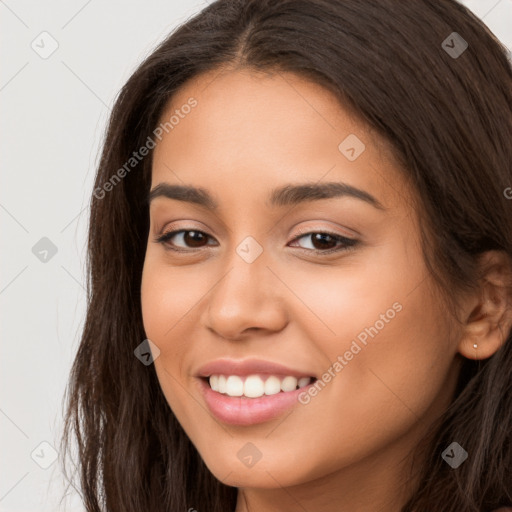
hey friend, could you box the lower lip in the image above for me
[197,378,314,426]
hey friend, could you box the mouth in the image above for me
[197,374,318,426]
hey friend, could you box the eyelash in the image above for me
[153,228,359,255]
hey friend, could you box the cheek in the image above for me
[140,260,187,392]
[141,255,207,340]
[256,289,456,487]
[140,256,212,414]
[278,247,457,452]
[298,271,456,445]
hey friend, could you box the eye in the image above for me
[154,229,217,251]
[288,231,358,254]
[154,228,358,255]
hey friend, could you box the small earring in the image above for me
[473,343,478,349]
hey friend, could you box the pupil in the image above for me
[312,233,336,250]
[185,231,206,247]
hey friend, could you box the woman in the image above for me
[61,0,512,510]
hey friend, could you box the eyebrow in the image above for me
[148,181,386,210]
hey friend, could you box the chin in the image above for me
[201,450,319,489]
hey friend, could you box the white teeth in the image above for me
[217,375,227,394]
[281,376,298,392]
[298,377,311,388]
[264,376,281,396]
[207,374,313,398]
[210,375,219,392]
[244,375,265,398]
[225,375,244,397]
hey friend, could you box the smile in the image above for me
[198,374,317,426]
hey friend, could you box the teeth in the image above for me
[281,376,298,392]
[218,375,227,394]
[244,375,265,398]
[298,377,311,388]
[207,374,313,398]
[225,376,244,397]
[264,376,281,396]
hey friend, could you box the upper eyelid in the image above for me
[157,218,356,237]
[289,225,356,240]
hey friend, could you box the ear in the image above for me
[458,250,512,360]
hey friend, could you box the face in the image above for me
[141,68,463,493]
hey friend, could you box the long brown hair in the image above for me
[60,1,512,510]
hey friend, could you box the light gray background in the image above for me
[1,1,511,510]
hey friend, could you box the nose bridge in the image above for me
[219,234,271,296]
[202,236,288,338]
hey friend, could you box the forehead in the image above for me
[151,68,411,212]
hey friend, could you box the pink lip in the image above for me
[197,377,315,426]
[196,358,315,379]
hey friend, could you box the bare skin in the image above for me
[140,67,512,512]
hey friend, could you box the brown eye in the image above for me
[308,233,338,250]
[289,232,358,254]
[156,230,216,250]
[181,230,209,248]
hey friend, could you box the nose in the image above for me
[201,248,289,340]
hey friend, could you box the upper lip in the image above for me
[196,358,316,379]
